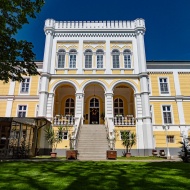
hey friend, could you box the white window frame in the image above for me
[112,49,120,69]
[123,49,132,69]
[20,78,30,94]
[162,105,173,124]
[84,49,93,68]
[158,77,170,95]
[57,49,66,68]
[65,98,75,116]
[69,49,77,68]
[17,105,27,117]
[96,49,104,69]
[166,135,175,143]
[114,98,124,116]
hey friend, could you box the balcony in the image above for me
[53,115,75,126]
[114,115,135,126]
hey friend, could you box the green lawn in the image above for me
[0,161,190,190]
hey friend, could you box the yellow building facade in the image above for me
[0,19,190,157]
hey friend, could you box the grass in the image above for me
[0,161,190,190]
[117,156,166,160]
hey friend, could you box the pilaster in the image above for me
[75,92,84,118]
[46,93,55,119]
[77,39,83,74]
[106,40,111,74]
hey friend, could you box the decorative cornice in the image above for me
[54,32,136,38]
[148,71,173,74]
[178,72,190,74]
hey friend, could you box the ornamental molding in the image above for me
[54,32,136,38]
[178,72,190,74]
[148,71,173,74]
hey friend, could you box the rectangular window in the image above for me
[159,78,169,94]
[62,132,68,140]
[97,55,103,68]
[113,55,120,68]
[17,105,27,117]
[124,55,131,68]
[167,135,174,143]
[162,106,172,124]
[21,78,30,93]
[85,55,92,68]
[120,131,130,140]
[58,54,65,68]
[69,55,76,68]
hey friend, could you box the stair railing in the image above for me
[73,116,82,150]
[105,117,115,150]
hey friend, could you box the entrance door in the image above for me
[89,98,99,124]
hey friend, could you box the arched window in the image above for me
[114,98,124,116]
[85,49,93,68]
[96,49,104,68]
[57,49,66,68]
[65,98,75,116]
[112,49,120,68]
[69,49,77,68]
[90,98,99,108]
[123,49,131,68]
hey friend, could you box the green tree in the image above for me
[121,131,136,155]
[0,0,45,83]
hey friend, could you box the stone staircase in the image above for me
[77,124,108,160]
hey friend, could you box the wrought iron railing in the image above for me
[114,115,135,126]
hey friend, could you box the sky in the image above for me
[15,0,190,61]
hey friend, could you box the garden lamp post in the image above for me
[163,125,171,159]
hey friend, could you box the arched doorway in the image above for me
[83,83,105,124]
[89,98,99,124]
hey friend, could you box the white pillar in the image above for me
[105,40,111,74]
[77,39,83,74]
[46,93,55,120]
[105,92,114,131]
[38,20,54,117]
[5,81,15,117]
[75,92,84,118]
[136,25,154,154]
[173,71,185,125]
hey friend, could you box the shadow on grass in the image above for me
[0,161,190,190]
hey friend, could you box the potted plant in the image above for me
[44,126,63,158]
[121,131,136,157]
[66,132,78,160]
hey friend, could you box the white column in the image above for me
[77,39,83,74]
[105,92,114,131]
[75,92,84,118]
[132,38,139,74]
[105,40,111,74]
[134,93,144,151]
[136,29,154,154]
[173,71,185,125]
[46,93,55,120]
[38,24,54,117]
[5,81,16,117]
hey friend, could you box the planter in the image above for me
[126,152,131,158]
[66,150,78,160]
[50,152,57,158]
[107,150,117,159]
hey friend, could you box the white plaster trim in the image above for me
[50,80,79,93]
[173,71,181,95]
[161,104,174,125]
[158,76,171,96]
[110,80,138,93]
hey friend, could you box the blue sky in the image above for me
[16,0,190,61]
